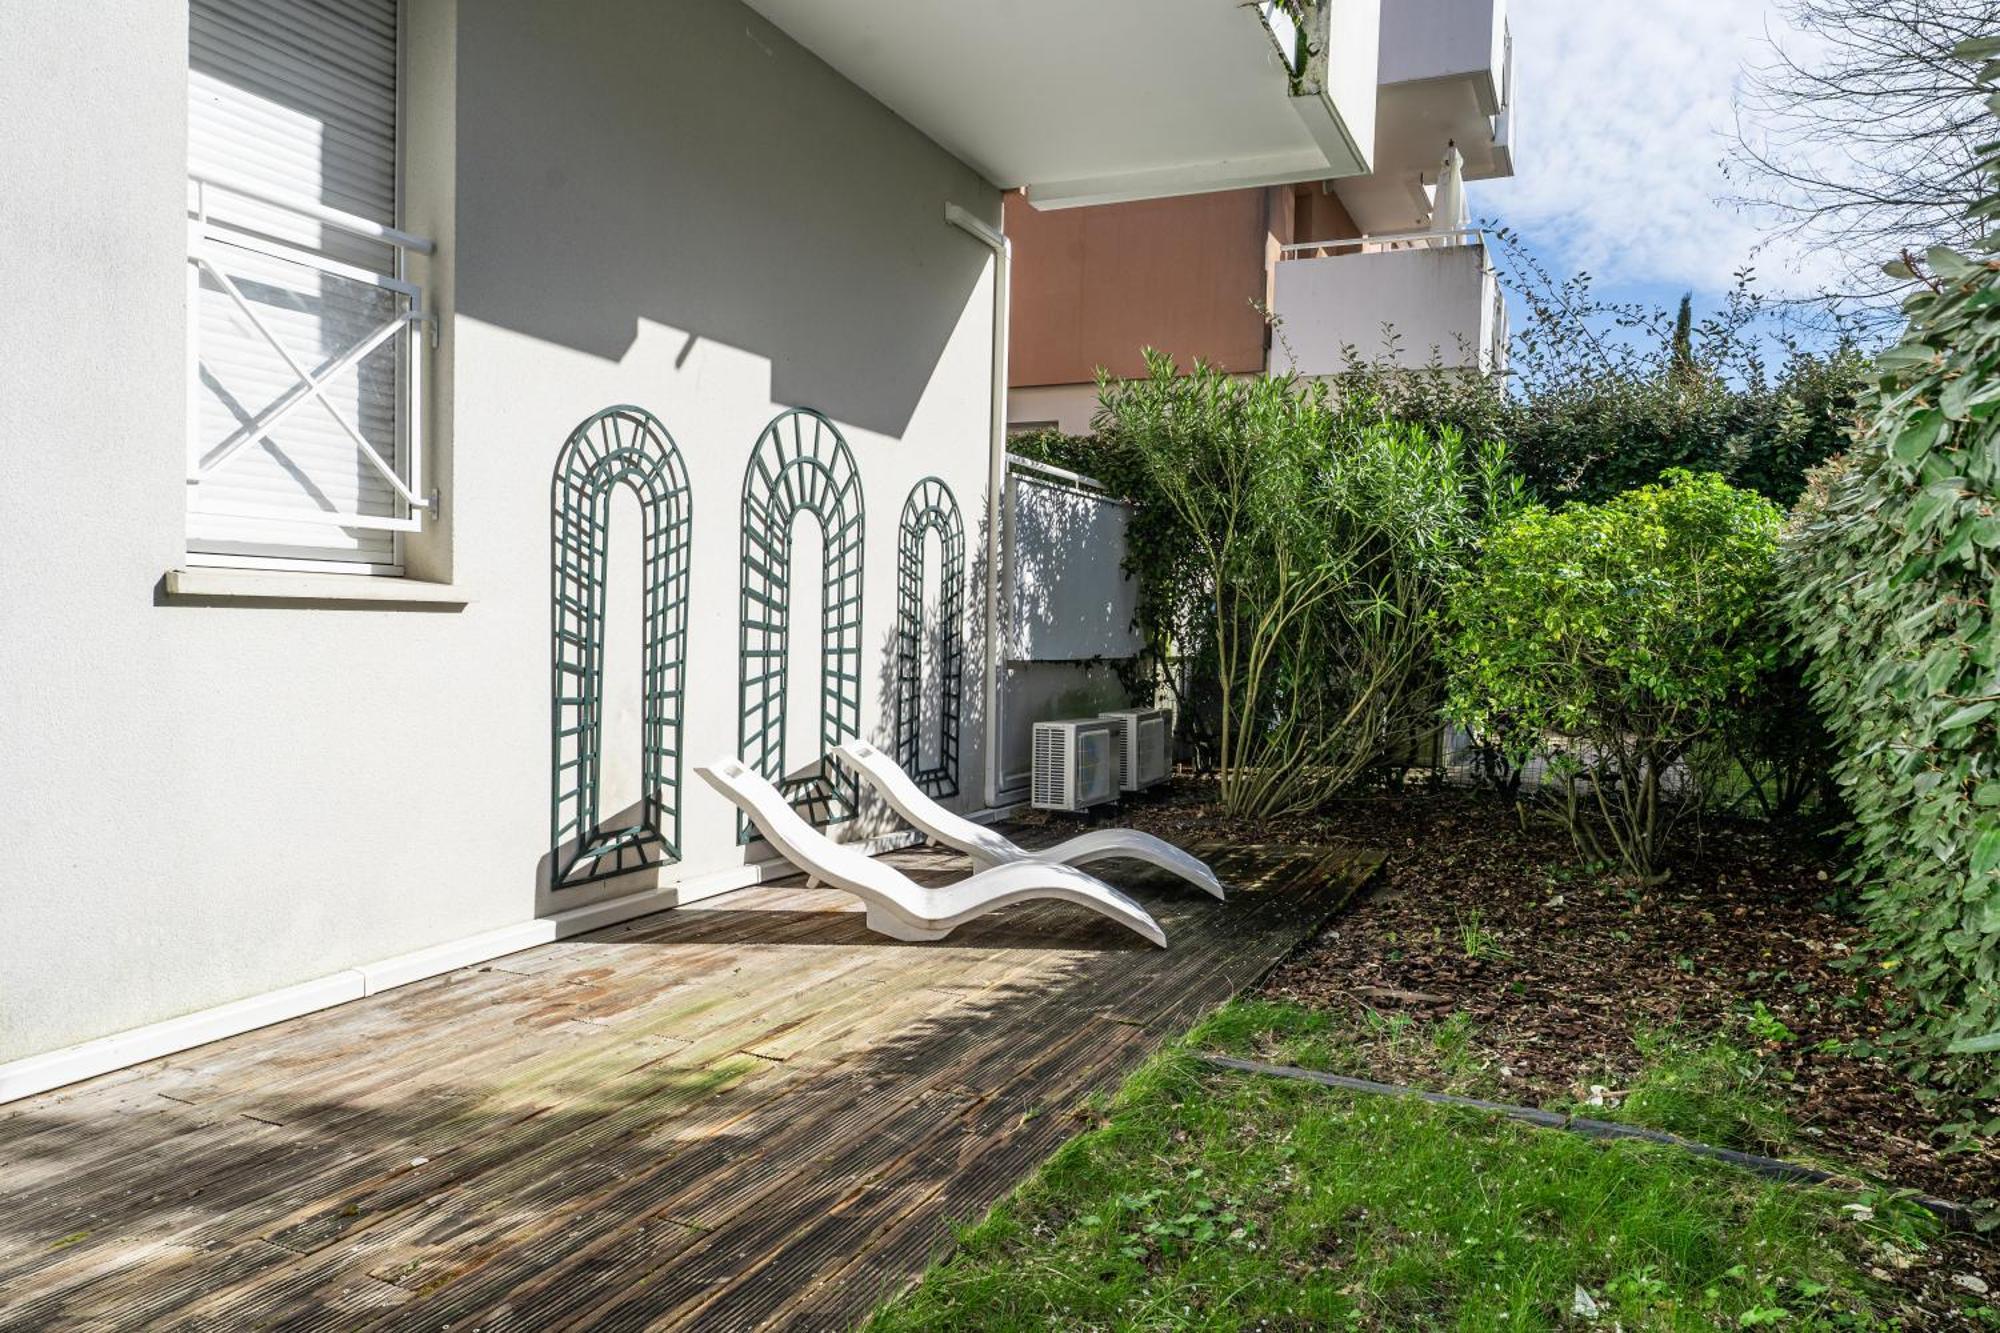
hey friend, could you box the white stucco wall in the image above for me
[1378,0,1505,91]
[1271,243,1502,373]
[1004,475,1142,663]
[1006,383,1102,437]
[992,472,1146,801]
[0,0,1001,1065]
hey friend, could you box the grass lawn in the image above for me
[866,1000,1991,1331]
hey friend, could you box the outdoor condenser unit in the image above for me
[1097,714,1131,792]
[1031,719,1120,813]
[1100,707,1173,790]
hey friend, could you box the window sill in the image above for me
[162,568,471,609]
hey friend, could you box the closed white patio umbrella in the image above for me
[1432,140,1467,245]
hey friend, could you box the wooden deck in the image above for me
[0,840,1374,1331]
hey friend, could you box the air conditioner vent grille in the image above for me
[1099,708,1175,789]
[1031,719,1120,812]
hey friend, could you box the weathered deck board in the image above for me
[0,840,1375,1331]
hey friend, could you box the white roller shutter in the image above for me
[186,0,419,570]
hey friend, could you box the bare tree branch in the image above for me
[1725,0,1998,316]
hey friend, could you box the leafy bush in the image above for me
[1779,56,2000,1109]
[1330,238,1868,509]
[1063,352,1510,818]
[1446,470,1785,881]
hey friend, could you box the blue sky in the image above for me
[1468,0,1830,328]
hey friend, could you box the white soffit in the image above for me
[742,0,1379,208]
[1332,77,1512,235]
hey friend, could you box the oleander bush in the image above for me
[1779,49,2000,1110]
[1024,352,1514,818]
[1445,470,1786,881]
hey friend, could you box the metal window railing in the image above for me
[185,171,436,533]
[1004,453,1111,497]
[1278,224,1485,262]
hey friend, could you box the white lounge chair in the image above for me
[831,741,1226,901]
[696,758,1167,947]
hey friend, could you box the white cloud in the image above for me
[1481,0,1835,296]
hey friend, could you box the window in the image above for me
[186,0,431,573]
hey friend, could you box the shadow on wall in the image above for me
[453,0,995,438]
[1005,473,1141,663]
[860,481,981,840]
[893,480,966,792]
[999,473,1144,793]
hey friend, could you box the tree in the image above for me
[1335,237,1867,508]
[1779,49,2000,1109]
[1728,2,2000,311]
[1669,292,1696,384]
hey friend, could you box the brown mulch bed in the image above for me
[1016,776,2000,1306]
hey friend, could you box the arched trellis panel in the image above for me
[738,408,865,841]
[895,477,965,798]
[550,405,692,888]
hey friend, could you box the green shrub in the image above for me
[1779,52,2000,1110]
[1077,352,1511,818]
[1445,470,1785,881]
[1329,240,1867,510]
[1500,341,1866,509]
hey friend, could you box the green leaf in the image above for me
[1890,412,1942,462]
[1974,826,2000,878]
[1946,1030,2000,1055]
[1941,700,1997,730]
[1941,373,1975,421]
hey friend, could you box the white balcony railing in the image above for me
[1271,228,1507,376]
[1279,223,1484,261]
[185,173,435,539]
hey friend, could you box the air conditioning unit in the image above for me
[1100,707,1173,789]
[1031,719,1120,812]
[1096,713,1131,791]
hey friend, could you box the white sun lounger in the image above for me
[696,758,1167,947]
[831,741,1226,901]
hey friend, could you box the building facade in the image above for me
[0,0,1396,1098]
[1008,0,1518,435]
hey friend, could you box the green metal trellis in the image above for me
[895,477,965,798]
[738,407,865,841]
[550,405,692,889]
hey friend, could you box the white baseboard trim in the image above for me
[0,973,367,1107]
[0,815,1020,1107]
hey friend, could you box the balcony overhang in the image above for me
[1332,0,1514,234]
[742,0,1381,209]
